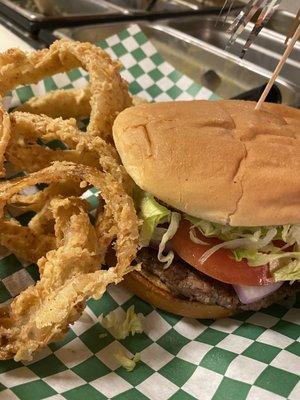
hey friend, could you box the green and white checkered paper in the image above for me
[0,25,299,400]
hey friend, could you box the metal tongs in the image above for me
[221,0,283,57]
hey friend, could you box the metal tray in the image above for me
[107,0,198,13]
[0,0,131,32]
[93,1,243,15]
[39,20,298,106]
[0,0,245,34]
[11,0,121,16]
[166,14,300,90]
[106,0,231,12]
[0,0,232,34]
[266,10,299,39]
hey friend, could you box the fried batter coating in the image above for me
[0,40,139,361]
[9,181,83,212]
[0,39,132,139]
[0,107,10,177]
[0,219,56,263]
[0,162,139,361]
[17,86,91,120]
[16,86,146,121]
[5,112,132,190]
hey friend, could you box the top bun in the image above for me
[113,100,300,226]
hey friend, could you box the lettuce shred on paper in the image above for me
[99,305,143,340]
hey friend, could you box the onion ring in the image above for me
[8,112,126,178]
[16,86,91,120]
[0,40,139,361]
[0,39,132,139]
[0,162,139,360]
[16,86,147,120]
[0,106,10,177]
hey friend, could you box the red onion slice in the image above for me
[234,282,283,304]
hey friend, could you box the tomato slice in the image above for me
[171,220,273,286]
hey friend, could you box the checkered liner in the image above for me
[0,25,299,400]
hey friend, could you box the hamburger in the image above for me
[113,100,300,319]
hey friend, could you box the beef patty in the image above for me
[136,248,299,311]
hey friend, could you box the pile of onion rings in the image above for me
[0,39,139,361]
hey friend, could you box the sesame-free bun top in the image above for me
[113,100,300,226]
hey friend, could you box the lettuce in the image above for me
[186,215,277,242]
[185,215,300,281]
[99,305,143,340]
[157,211,181,268]
[272,259,300,281]
[199,228,278,264]
[136,190,300,282]
[185,215,219,237]
[138,193,171,247]
[136,192,181,268]
[100,306,142,372]
[232,249,260,262]
[245,251,300,267]
[114,350,140,372]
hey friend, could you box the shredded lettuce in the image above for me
[232,250,300,281]
[99,305,143,340]
[136,192,181,268]
[139,193,171,247]
[114,350,140,372]
[199,228,278,265]
[186,215,276,242]
[245,251,300,267]
[99,305,142,371]
[272,259,300,281]
[232,249,259,262]
[135,190,300,282]
[187,215,300,282]
[189,226,209,245]
[185,215,222,237]
[282,225,300,245]
[158,211,181,268]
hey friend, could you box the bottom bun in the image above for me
[123,270,233,319]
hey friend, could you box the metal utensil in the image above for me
[215,0,236,25]
[222,0,283,57]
